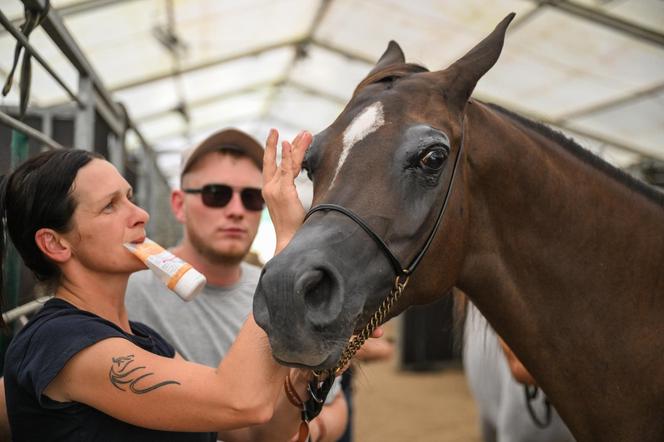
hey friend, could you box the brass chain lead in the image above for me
[314,275,410,379]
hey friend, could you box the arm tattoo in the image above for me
[109,355,181,394]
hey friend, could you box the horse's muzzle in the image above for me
[253,254,349,368]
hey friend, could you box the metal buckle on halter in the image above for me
[302,375,335,421]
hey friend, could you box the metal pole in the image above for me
[0,9,84,107]
[41,111,53,143]
[5,129,29,308]
[2,296,51,325]
[74,76,94,150]
[0,110,64,150]
[107,132,125,174]
[3,130,29,343]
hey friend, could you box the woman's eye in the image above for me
[419,149,447,170]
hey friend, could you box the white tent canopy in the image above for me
[2,0,663,181]
[1,0,663,260]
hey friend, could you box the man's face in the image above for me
[178,152,263,265]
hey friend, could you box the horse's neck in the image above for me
[458,101,664,440]
[460,101,664,306]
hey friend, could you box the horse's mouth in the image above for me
[272,352,340,371]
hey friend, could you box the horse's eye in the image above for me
[419,149,447,170]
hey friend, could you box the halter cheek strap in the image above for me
[305,203,405,275]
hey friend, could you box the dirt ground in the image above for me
[349,321,482,442]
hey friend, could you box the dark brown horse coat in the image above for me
[254,14,664,441]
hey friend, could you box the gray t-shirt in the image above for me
[125,262,341,402]
[125,262,259,367]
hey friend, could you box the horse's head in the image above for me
[254,14,515,369]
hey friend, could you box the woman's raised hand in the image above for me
[263,128,312,254]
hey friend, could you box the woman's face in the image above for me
[64,158,149,274]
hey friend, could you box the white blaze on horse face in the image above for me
[329,101,385,190]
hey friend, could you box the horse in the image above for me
[253,14,664,442]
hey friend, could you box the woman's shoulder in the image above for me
[19,298,176,358]
[26,298,121,333]
[6,299,126,363]
[240,261,262,284]
[4,299,129,397]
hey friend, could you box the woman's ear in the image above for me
[35,228,71,263]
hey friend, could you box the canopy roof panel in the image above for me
[1,0,662,183]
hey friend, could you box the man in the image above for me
[463,301,574,442]
[125,128,347,442]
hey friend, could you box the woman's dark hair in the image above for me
[0,149,102,322]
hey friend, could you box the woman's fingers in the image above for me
[291,131,312,172]
[265,129,312,181]
[262,130,309,255]
[370,326,384,338]
[263,128,279,183]
[290,131,303,149]
[280,140,294,176]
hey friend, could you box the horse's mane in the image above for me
[353,63,429,96]
[487,103,664,207]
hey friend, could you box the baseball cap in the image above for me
[180,128,264,180]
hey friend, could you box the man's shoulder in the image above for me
[128,269,157,285]
[240,261,262,283]
[126,270,167,302]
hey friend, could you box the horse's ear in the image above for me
[441,13,515,112]
[367,40,406,77]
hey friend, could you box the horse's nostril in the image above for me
[299,270,330,309]
[296,268,342,327]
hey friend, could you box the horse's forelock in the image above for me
[353,63,429,97]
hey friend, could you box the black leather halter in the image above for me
[298,122,465,427]
[304,122,465,279]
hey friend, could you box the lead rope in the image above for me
[294,275,410,441]
[321,274,409,378]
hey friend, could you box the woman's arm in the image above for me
[214,369,313,442]
[499,337,537,385]
[44,314,291,433]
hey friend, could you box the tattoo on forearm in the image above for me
[109,355,180,394]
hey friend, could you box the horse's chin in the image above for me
[273,350,342,371]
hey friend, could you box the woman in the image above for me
[0,131,319,441]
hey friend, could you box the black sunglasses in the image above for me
[183,184,264,211]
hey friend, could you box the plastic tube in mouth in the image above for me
[124,238,206,301]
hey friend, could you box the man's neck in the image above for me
[170,243,243,287]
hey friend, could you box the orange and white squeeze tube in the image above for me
[124,238,206,301]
